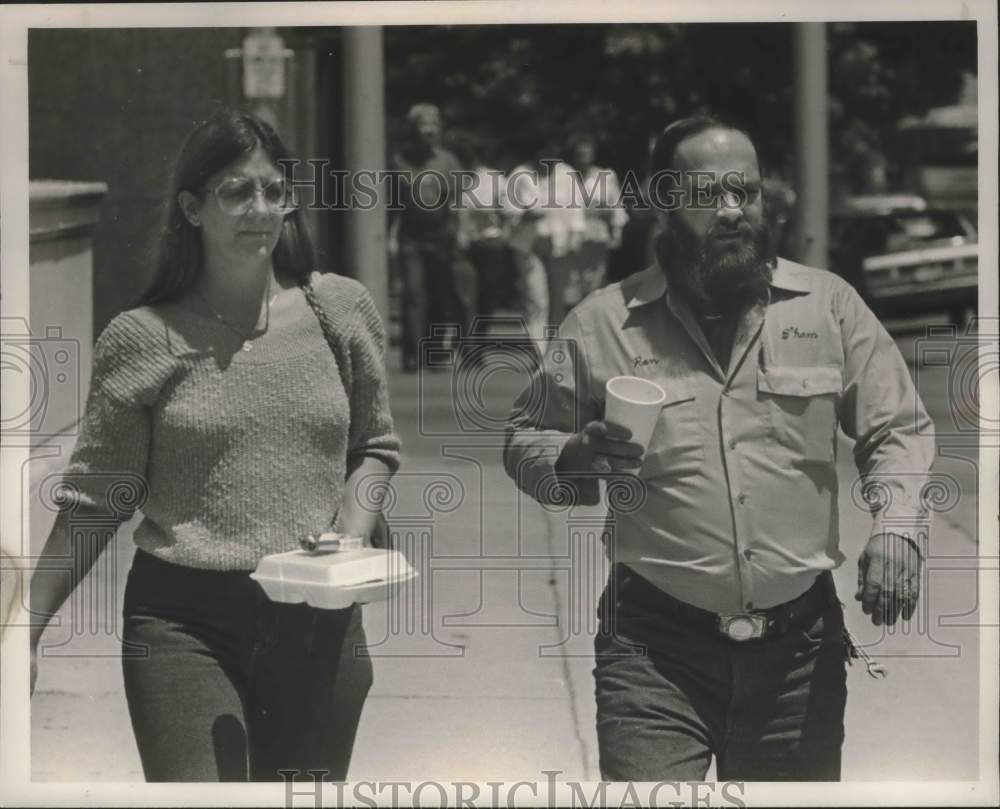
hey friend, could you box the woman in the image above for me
[29,110,400,782]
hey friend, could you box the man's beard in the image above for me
[656,215,774,315]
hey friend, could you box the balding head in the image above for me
[651,115,758,176]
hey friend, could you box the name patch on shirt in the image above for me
[781,326,819,340]
[632,355,661,369]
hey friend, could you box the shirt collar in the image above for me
[624,264,668,309]
[625,256,811,310]
[769,258,812,294]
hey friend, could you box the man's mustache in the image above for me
[708,221,754,240]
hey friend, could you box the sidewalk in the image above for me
[348,356,602,781]
[30,342,982,782]
[30,353,603,782]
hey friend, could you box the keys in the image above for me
[842,625,888,679]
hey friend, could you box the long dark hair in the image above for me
[138,109,315,306]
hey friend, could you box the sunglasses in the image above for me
[207,176,296,216]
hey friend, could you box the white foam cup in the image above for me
[604,375,667,449]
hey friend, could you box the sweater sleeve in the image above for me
[54,314,157,525]
[345,288,402,474]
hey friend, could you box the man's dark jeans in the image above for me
[398,237,475,369]
[466,240,519,316]
[121,550,372,782]
[532,235,574,328]
[594,565,847,781]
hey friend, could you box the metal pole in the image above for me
[342,27,388,319]
[792,23,829,269]
[290,37,319,251]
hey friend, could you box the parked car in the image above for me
[829,196,978,325]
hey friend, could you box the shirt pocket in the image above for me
[639,379,705,479]
[757,366,841,465]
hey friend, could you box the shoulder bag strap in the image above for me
[300,278,391,547]
[301,279,352,400]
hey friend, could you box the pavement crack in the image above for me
[541,508,595,780]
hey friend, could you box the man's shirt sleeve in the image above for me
[835,283,936,538]
[503,310,601,504]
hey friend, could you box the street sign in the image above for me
[242,28,286,99]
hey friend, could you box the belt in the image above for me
[613,566,835,642]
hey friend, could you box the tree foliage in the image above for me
[384,21,976,193]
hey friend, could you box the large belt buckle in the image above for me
[718,612,767,641]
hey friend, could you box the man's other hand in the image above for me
[855,532,923,626]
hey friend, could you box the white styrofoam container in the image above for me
[250,548,418,610]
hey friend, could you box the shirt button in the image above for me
[728,439,737,450]
[746,602,754,610]
[737,493,747,504]
[744,549,753,560]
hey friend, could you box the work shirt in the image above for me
[504,259,935,613]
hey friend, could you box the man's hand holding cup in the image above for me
[555,376,666,505]
[559,420,645,475]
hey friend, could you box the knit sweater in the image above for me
[59,271,401,570]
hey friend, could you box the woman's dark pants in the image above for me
[121,549,373,782]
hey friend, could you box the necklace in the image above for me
[196,282,280,352]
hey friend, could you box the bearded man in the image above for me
[503,116,934,781]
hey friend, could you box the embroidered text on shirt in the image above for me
[781,326,819,340]
[633,356,662,368]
